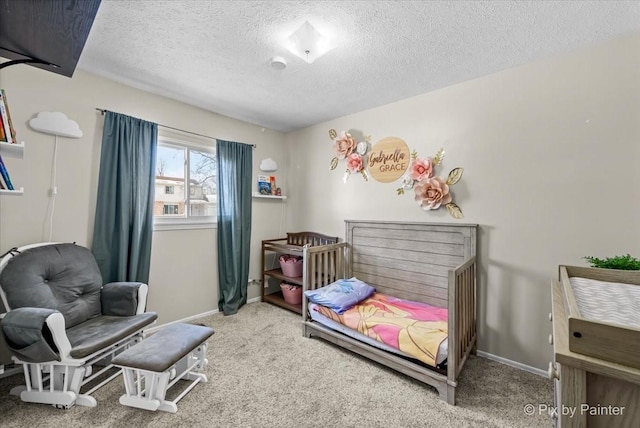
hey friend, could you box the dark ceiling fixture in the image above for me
[0,0,101,76]
[0,46,60,70]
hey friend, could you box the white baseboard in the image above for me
[147,296,262,333]
[477,350,547,378]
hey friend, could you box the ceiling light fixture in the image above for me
[283,21,334,64]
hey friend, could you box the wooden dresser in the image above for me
[550,280,640,427]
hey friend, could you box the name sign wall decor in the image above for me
[368,137,410,183]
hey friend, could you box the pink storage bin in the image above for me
[280,282,302,305]
[279,254,303,277]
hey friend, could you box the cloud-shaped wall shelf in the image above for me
[259,158,278,172]
[29,111,83,138]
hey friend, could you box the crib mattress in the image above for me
[308,296,448,367]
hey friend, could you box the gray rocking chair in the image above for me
[0,242,157,408]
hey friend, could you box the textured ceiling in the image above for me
[78,1,640,133]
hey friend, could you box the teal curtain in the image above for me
[216,140,252,315]
[92,111,158,284]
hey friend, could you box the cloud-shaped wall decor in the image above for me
[29,111,83,138]
[259,158,278,172]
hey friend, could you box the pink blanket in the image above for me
[313,293,448,367]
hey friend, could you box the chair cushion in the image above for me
[66,312,158,359]
[112,323,214,372]
[0,243,103,328]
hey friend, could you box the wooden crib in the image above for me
[301,220,477,405]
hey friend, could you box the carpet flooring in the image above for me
[0,302,553,427]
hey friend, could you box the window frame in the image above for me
[154,134,217,231]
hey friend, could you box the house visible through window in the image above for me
[154,137,217,229]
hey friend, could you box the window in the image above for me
[154,136,217,230]
[163,204,179,215]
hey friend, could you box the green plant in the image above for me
[584,254,640,270]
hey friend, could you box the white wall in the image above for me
[284,34,640,370]
[0,67,287,324]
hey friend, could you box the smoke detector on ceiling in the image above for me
[270,56,287,70]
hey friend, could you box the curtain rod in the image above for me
[95,108,256,148]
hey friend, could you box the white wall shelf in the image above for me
[0,188,24,196]
[0,141,25,159]
[252,192,287,200]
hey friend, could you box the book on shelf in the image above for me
[0,113,5,142]
[0,154,15,190]
[1,90,17,143]
[257,175,278,195]
[257,175,271,195]
[0,91,13,144]
[269,176,276,195]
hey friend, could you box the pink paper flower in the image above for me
[414,176,452,210]
[409,158,433,181]
[346,153,363,173]
[334,131,358,159]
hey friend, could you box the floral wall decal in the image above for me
[327,129,465,218]
[329,129,370,182]
[398,148,465,219]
